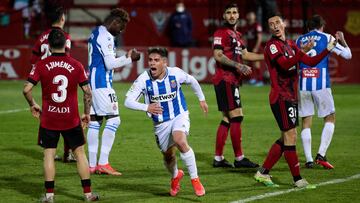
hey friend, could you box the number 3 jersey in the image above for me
[27,53,88,130]
[31,27,71,66]
[296,30,349,91]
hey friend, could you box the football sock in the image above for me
[284,145,301,181]
[99,117,120,165]
[87,121,101,167]
[262,139,284,172]
[235,155,244,161]
[163,156,178,178]
[230,116,243,157]
[301,128,313,162]
[215,120,230,156]
[81,179,92,193]
[45,181,54,193]
[214,155,224,161]
[318,122,335,157]
[180,148,198,179]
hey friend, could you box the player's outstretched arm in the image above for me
[334,32,352,59]
[213,49,252,76]
[199,100,208,116]
[299,38,336,66]
[241,48,264,61]
[23,81,41,119]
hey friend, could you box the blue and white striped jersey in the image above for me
[88,25,115,89]
[296,30,349,91]
[125,67,205,123]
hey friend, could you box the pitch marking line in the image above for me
[0,108,28,114]
[231,173,360,203]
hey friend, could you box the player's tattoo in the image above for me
[217,51,238,68]
[82,85,92,114]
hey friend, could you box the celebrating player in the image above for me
[212,3,264,168]
[297,14,352,169]
[23,29,99,202]
[31,6,74,162]
[87,8,141,175]
[254,14,337,188]
[124,47,207,197]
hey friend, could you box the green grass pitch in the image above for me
[0,80,359,202]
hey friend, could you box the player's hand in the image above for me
[327,37,337,51]
[130,48,141,61]
[199,100,208,116]
[30,103,41,119]
[236,63,252,76]
[300,39,315,53]
[81,114,90,129]
[335,31,345,42]
[147,103,163,115]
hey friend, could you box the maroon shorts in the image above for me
[270,99,298,131]
[38,125,85,150]
[214,80,242,111]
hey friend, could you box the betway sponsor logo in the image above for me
[150,92,176,102]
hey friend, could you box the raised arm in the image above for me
[333,32,352,59]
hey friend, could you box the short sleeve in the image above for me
[265,42,283,62]
[27,63,41,85]
[213,30,226,50]
[77,62,88,86]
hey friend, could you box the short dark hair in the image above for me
[268,12,284,20]
[307,14,326,30]
[148,47,168,58]
[48,29,66,49]
[223,2,238,13]
[104,8,130,24]
[47,6,66,25]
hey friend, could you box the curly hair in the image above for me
[104,8,130,24]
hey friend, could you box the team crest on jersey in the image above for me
[112,104,117,110]
[147,86,153,92]
[170,80,177,88]
[214,37,222,45]
[270,44,278,54]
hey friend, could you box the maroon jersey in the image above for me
[27,53,88,130]
[212,26,246,85]
[243,22,262,50]
[31,27,71,66]
[264,37,300,104]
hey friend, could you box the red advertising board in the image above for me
[0,46,359,84]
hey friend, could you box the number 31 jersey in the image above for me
[27,53,88,130]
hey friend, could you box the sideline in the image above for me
[231,173,360,203]
[0,108,28,114]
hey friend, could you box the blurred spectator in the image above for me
[167,2,193,47]
[243,11,264,86]
[13,0,41,38]
[255,0,278,31]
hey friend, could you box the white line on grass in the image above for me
[231,173,360,203]
[0,108,28,114]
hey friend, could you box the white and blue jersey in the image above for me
[125,67,205,123]
[296,30,350,91]
[88,25,115,89]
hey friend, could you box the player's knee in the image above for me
[88,121,101,131]
[105,116,121,132]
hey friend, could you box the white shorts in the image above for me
[154,112,190,152]
[90,88,119,116]
[299,88,335,118]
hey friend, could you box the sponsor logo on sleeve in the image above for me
[270,44,278,54]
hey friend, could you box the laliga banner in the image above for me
[0,46,359,84]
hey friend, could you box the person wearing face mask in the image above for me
[87,8,141,176]
[212,3,264,169]
[167,2,193,47]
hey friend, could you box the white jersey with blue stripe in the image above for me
[126,67,204,123]
[88,25,116,89]
[296,30,348,91]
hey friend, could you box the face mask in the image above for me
[176,6,185,12]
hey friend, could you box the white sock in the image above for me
[180,148,198,179]
[98,117,120,165]
[301,128,313,162]
[214,155,224,161]
[45,193,54,198]
[164,158,178,178]
[235,155,244,161]
[87,121,101,167]
[318,122,335,157]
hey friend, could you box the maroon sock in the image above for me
[215,120,230,156]
[45,181,54,193]
[230,117,243,157]
[284,145,301,177]
[262,139,284,171]
[81,179,91,193]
